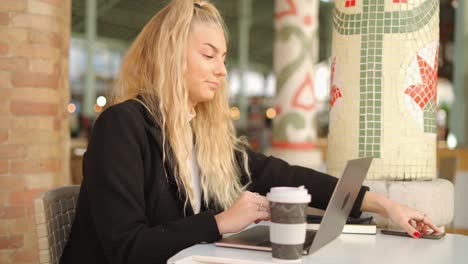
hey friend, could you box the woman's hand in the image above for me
[383,199,441,238]
[214,191,270,235]
[361,191,441,238]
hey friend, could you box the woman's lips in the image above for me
[206,81,219,88]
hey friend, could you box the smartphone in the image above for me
[381,229,445,239]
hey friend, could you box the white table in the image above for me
[168,230,468,264]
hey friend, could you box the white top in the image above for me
[131,98,202,213]
[188,111,202,214]
[187,144,201,214]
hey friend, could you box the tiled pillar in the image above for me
[328,0,453,227]
[267,0,322,169]
[328,0,440,180]
[0,0,71,263]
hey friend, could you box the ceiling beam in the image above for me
[73,0,122,31]
[98,7,152,31]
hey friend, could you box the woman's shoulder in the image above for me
[102,99,144,117]
[97,99,153,126]
[90,99,148,134]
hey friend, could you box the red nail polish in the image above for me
[413,231,421,238]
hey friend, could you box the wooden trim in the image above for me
[445,227,468,236]
[437,145,468,171]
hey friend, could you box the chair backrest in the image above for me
[34,185,80,264]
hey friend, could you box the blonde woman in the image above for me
[61,1,440,263]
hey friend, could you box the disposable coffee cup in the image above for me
[267,186,311,263]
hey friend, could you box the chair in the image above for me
[34,185,80,264]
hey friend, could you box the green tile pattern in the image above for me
[332,0,438,158]
[273,112,305,142]
[273,25,315,143]
[423,98,437,133]
[332,0,437,35]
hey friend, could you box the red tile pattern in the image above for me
[404,49,439,110]
[275,0,297,20]
[345,0,356,7]
[330,58,343,108]
[291,74,316,111]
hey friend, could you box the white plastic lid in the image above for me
[266,186,311,204]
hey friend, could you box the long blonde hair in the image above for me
[112,0,251,211]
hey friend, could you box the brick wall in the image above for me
[0,0,71,263]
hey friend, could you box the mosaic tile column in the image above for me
[267,0,322,169]
[327,0,453,228]
[328,0,440,180]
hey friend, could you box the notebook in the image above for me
[215,157,373,255]
[306,215,377,235]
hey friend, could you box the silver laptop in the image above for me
[215,157,373,255]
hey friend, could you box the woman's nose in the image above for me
[215,59,227,77]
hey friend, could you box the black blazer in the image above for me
[60,99,369,264]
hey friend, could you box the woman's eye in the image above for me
[203,54,214,59]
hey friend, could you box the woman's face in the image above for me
[186,23,227,107]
